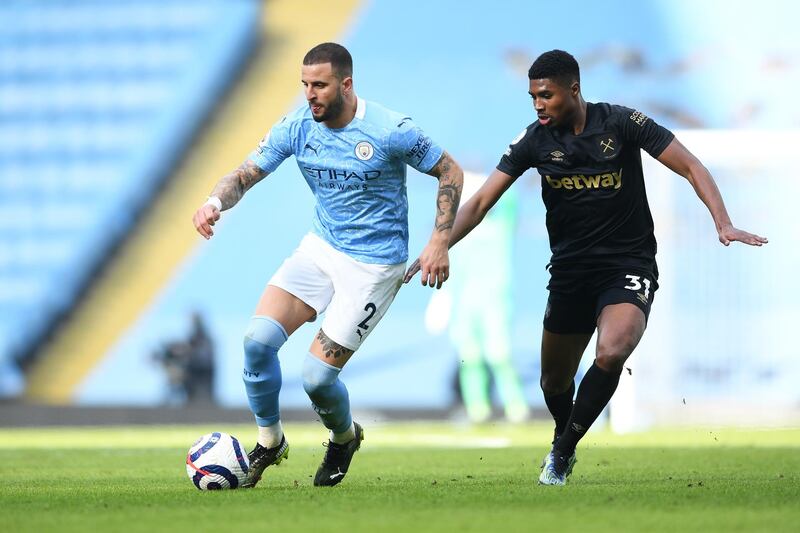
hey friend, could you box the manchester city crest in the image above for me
[355,141,374,161]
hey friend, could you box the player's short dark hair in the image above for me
[528,50,580,87]
[303,42,353,80]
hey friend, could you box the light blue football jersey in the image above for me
[248,97,444,264]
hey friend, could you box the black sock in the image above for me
[543,380,575,441]
[554,361,621,456]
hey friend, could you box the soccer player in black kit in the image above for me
[405,50,767,485]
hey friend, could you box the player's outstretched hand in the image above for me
[403,258,421,283]
[718,224,768,247]
[192,203,220,240]
[414,241,450,289]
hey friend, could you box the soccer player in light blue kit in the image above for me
[192,43,463,487]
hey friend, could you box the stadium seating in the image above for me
[0,0,260,392]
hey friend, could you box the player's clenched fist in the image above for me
[192,198,221,240]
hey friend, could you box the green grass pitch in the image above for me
[1,422,798,532]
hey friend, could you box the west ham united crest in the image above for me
[597,134,618,160]
[355,141,374,160]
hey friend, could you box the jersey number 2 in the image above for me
[358,303,377,330]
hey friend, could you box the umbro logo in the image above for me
[549,150,565,162]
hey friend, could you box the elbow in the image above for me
[473,196,493,221]
[452,160,464,179]
[450,161,465,189]
[684,161,711,188]
[449,160,465,204]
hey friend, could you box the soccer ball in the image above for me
[185,432,250,490]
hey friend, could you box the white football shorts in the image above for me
[267,232,405,350]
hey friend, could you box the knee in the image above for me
[540,372,572,396]
[243,317,287,381]
[302,354,340,396]
[595,335,637,373]
[244,316,288,353]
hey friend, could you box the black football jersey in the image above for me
[497,102,674,270]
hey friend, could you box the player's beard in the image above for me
[312,88,345,123]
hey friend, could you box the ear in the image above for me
[342,76,353,93]
[571,81,580,97]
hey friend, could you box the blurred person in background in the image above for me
[424,171,529,424]
[152,311,215,405]
[192,42,463,488]
[406,49,766,485]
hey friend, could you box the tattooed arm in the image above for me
[428,151,463,234]
[210,159,268,210]
[192,159,268,240]
[404,167,516,284]
[415,151,463,289]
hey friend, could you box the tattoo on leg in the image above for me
[316,330,354,360]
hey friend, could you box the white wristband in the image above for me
[204,196,222,211]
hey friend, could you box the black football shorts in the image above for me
[543,266,658,335]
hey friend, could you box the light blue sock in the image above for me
[242,316,287,427]
[302,353,352,434]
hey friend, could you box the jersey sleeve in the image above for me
[247,115,294,173]
[496,126,537,177]
[616,107,675,158]
[388,118,445,173]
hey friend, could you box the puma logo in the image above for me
[329,468,345,480]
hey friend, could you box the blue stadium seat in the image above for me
[0,0,260,387]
